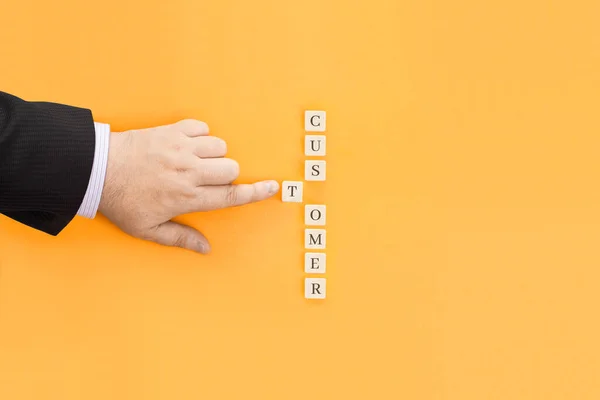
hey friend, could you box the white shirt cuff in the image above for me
[77,122,110,219]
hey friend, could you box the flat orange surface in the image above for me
[2,1,600,399]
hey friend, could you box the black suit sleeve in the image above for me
[0,91,96,235]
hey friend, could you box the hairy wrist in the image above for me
[98,131,131,215]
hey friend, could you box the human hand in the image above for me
[98,119,279,254]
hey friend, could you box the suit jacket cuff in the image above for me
[0,91,96,235]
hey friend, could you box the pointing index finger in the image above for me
[195,180,280,211]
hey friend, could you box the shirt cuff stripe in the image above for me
[77,122,110,219]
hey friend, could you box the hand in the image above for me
[98,119,279,254]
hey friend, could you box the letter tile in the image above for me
[305,110,326,132]
[305,252,326,274]
[305,135,326,156]
[305,229,326,249]
[305,160,326,181]
[305,278,326,299]
[305,205,326,226]
[281,181,303,202]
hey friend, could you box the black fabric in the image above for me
[0,91,95,235]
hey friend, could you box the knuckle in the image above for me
[171,142,182,152]
[250,184,259,201]
[225,186,239,205]
[180,184,197,199]
[172,233,188,248]
[138,227,156,242]
[163,154,179,169]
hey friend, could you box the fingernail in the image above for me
[267,181,279,195]
[198,242,210,254]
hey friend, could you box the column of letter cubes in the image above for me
[281,110,327,300]
[304,111,326,299]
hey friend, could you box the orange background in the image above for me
[2,1,600,399]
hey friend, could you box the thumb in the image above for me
[146,221,211,254]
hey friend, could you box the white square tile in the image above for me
[305,135,326,156]
[305,110,326,132]
[305,160,326,181]
[281,181,303,202]
[305,252,326,274]
[305,229,326,249]
[305,278,326,299]
[305,205,326,226]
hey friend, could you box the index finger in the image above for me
[193,180,280,211]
